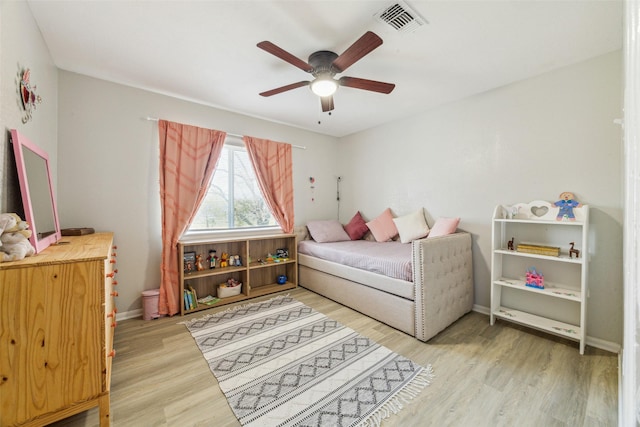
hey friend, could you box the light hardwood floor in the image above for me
[51,288,617,427]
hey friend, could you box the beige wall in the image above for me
[338,51,623,345]
[57,71,340,315]
[0,1,624,347]
[0,0,58,214]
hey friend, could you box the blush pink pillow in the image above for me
[306,220,350,243]
[344,211,369,240]
[366,208,398,242]
[427,217,460,238]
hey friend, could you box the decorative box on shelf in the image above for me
[218,279,242,298]
[516,243,560,257]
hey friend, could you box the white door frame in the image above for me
[622,1,640,426]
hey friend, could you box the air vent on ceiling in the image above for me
[374,1,427,33]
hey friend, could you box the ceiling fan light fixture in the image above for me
[310,76,338,97]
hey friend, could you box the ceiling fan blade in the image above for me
[259,81,310,97]
[339,76,395,94]
[321,96,334,112]
[257,41,314,73]
[331,31,383,73]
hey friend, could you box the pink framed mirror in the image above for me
[10,129,61,253]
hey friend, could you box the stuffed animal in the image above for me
[0,213,35,261]
[554,192,582,221]
[0,213,28,235]
[219,252,229,268]
[0,213,26,248]
[1,230,35,261]
[195,254,205,271]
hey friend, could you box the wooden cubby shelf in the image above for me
[178,233,297,315]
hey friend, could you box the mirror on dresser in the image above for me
[10,129,61,253]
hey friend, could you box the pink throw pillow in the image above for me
[366,208,398,242]
[427,217,460,238]
[306,220,350,243]
[344,211,369,240]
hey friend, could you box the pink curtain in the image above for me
[243,136,294,234]
[158,120,226,315]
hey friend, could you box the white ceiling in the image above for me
[27,0,623,138]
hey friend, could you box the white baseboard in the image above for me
[116,304,622,353]
[472,304,490,315]
[618,351,623,427]
[472,304,620,354]
[587,336,621,354]
[116,309,142,321]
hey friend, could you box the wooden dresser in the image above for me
[0,232,117,426]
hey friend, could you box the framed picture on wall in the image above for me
[183,251,196,274]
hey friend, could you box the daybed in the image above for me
[297,227,474,342]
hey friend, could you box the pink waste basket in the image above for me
[142,289,160,320]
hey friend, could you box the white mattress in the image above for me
[297,240,412,282]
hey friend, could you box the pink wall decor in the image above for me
[18,68,42,123]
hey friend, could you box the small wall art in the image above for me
[17,68,42,123]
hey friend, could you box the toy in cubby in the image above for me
[525,267,544,289]
[195,254,205,271]
[219,252,229,267]
[218,277,242,298]
[227,254,242,266]
[263,248,290,264]
[276,248,289,260]
[207,250,218,269]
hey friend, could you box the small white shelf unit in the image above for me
[490,200,589,354]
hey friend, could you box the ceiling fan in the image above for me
[257,31,395,112]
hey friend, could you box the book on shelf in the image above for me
[516,243,560,257]
[197,295,220,305]
[183,290,190,310]
[188,285,198,307]
[183,287,198,310]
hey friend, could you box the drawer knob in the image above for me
[112,280,118,285]
[110,259,116,264]
[106,272,115,278]
[108,349,116,357]
[111,291,119,297]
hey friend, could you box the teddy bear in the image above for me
[554,191,582,221]
[0,213,36,261]
[219,252,229,268]
[0,213,28,234]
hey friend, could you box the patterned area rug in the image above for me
[183,295,433,427]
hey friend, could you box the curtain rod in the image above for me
[145,117,306,149]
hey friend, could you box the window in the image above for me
[189,140,278,231]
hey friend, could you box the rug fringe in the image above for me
[357,364,434,427]
[178,293,291,326]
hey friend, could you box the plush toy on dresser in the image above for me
[0,213,36,261]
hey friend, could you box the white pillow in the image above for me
[306,220,350,243]
[393,209,430,243]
